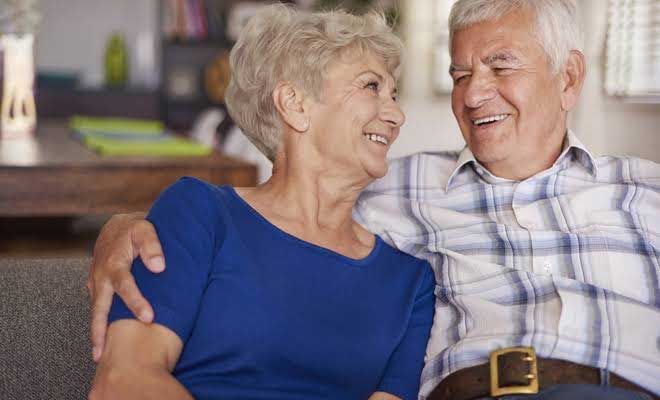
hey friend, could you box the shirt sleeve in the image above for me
[377,262,436,400]
[108,177,224,343]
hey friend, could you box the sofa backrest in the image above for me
[0,258,95,400]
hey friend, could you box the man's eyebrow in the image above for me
[483,51,520,65]
[449,64,470,74]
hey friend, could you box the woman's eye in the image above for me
[365,81,379,91]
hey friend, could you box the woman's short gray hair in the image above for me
[225,4,402,161]
[449,0,583,73]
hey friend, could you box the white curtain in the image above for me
[432,0,457,94]
[605,0,660,102]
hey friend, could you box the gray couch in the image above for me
[0,258,96,400]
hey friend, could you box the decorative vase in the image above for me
[104,33,129,88]
[0,33,37,139]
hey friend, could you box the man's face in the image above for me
[450,9,567,179]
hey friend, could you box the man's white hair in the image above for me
[449,0,583,73]
[225,4,402,161]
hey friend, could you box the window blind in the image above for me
[605,0,660,102]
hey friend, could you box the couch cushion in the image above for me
[0,258,95,400]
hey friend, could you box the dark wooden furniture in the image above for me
[0,120,257,217]
[36,87,160,120]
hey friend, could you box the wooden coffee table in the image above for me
[0,120,257,216]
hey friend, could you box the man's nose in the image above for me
[464,72,496,108]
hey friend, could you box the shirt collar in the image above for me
[445,129,598,191]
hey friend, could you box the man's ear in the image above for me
[559,50,586,112]
[272,82,310,133]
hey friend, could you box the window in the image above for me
[605,0,660,102]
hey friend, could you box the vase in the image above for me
[104,33,129,88]
[0,34,37,139]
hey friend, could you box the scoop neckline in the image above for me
[223,185,382,266]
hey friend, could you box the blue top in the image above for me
[109,177,435,400]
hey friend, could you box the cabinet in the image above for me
[159,1,231,131]
[158,0,294,131]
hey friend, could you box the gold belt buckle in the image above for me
[489,346,539,397]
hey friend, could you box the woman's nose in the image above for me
[381,98,405,128]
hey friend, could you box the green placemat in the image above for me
[70,116,164,135]
[83,135,212,157]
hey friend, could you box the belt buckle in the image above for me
[489,346,539,397]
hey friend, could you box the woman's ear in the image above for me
[272,82,310,133]
[559,50,586,112]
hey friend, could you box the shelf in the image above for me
[163,38,233,49]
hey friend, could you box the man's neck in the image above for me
[481,136,567,181]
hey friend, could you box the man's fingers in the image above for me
[114,274,154,323]
[90,283,113,362]
[132,221,166,273]
[86,258,97,300]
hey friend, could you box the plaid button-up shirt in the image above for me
[354,131,660,397]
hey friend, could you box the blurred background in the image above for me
[1,0,658,259]
[32,0,660,159]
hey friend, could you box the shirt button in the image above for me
[543,262,552,274]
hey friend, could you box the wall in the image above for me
[392,0,660,162]
[571,0,660,162]
[35,0,159,88]
[390,0,465,159]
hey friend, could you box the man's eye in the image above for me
[365,81,379,91]
[453,75,469,83]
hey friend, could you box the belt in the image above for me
[428,347,658,400]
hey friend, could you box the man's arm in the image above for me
[89,320,193,400]
[88,212,165,361]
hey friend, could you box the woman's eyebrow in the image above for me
[357,70,384,81]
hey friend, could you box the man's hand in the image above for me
[87,212,165,362]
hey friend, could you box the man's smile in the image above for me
[471,113,510,126]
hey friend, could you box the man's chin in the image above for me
[471,147,510,168]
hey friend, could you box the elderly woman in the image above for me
[89,4,434,400]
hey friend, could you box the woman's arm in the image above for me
[89,320,192,400]
[376,262,436,400]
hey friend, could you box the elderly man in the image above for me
[87,1,659,399]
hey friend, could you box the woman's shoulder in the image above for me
[157,177,235,210]
[166,176,228,197]
[148,177,238,232]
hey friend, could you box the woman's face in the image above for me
[308,51,405,180]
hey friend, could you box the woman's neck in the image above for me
[236,150,375,257]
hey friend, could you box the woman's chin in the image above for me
[365,160,389,180]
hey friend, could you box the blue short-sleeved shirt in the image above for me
[109,177,435,400]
